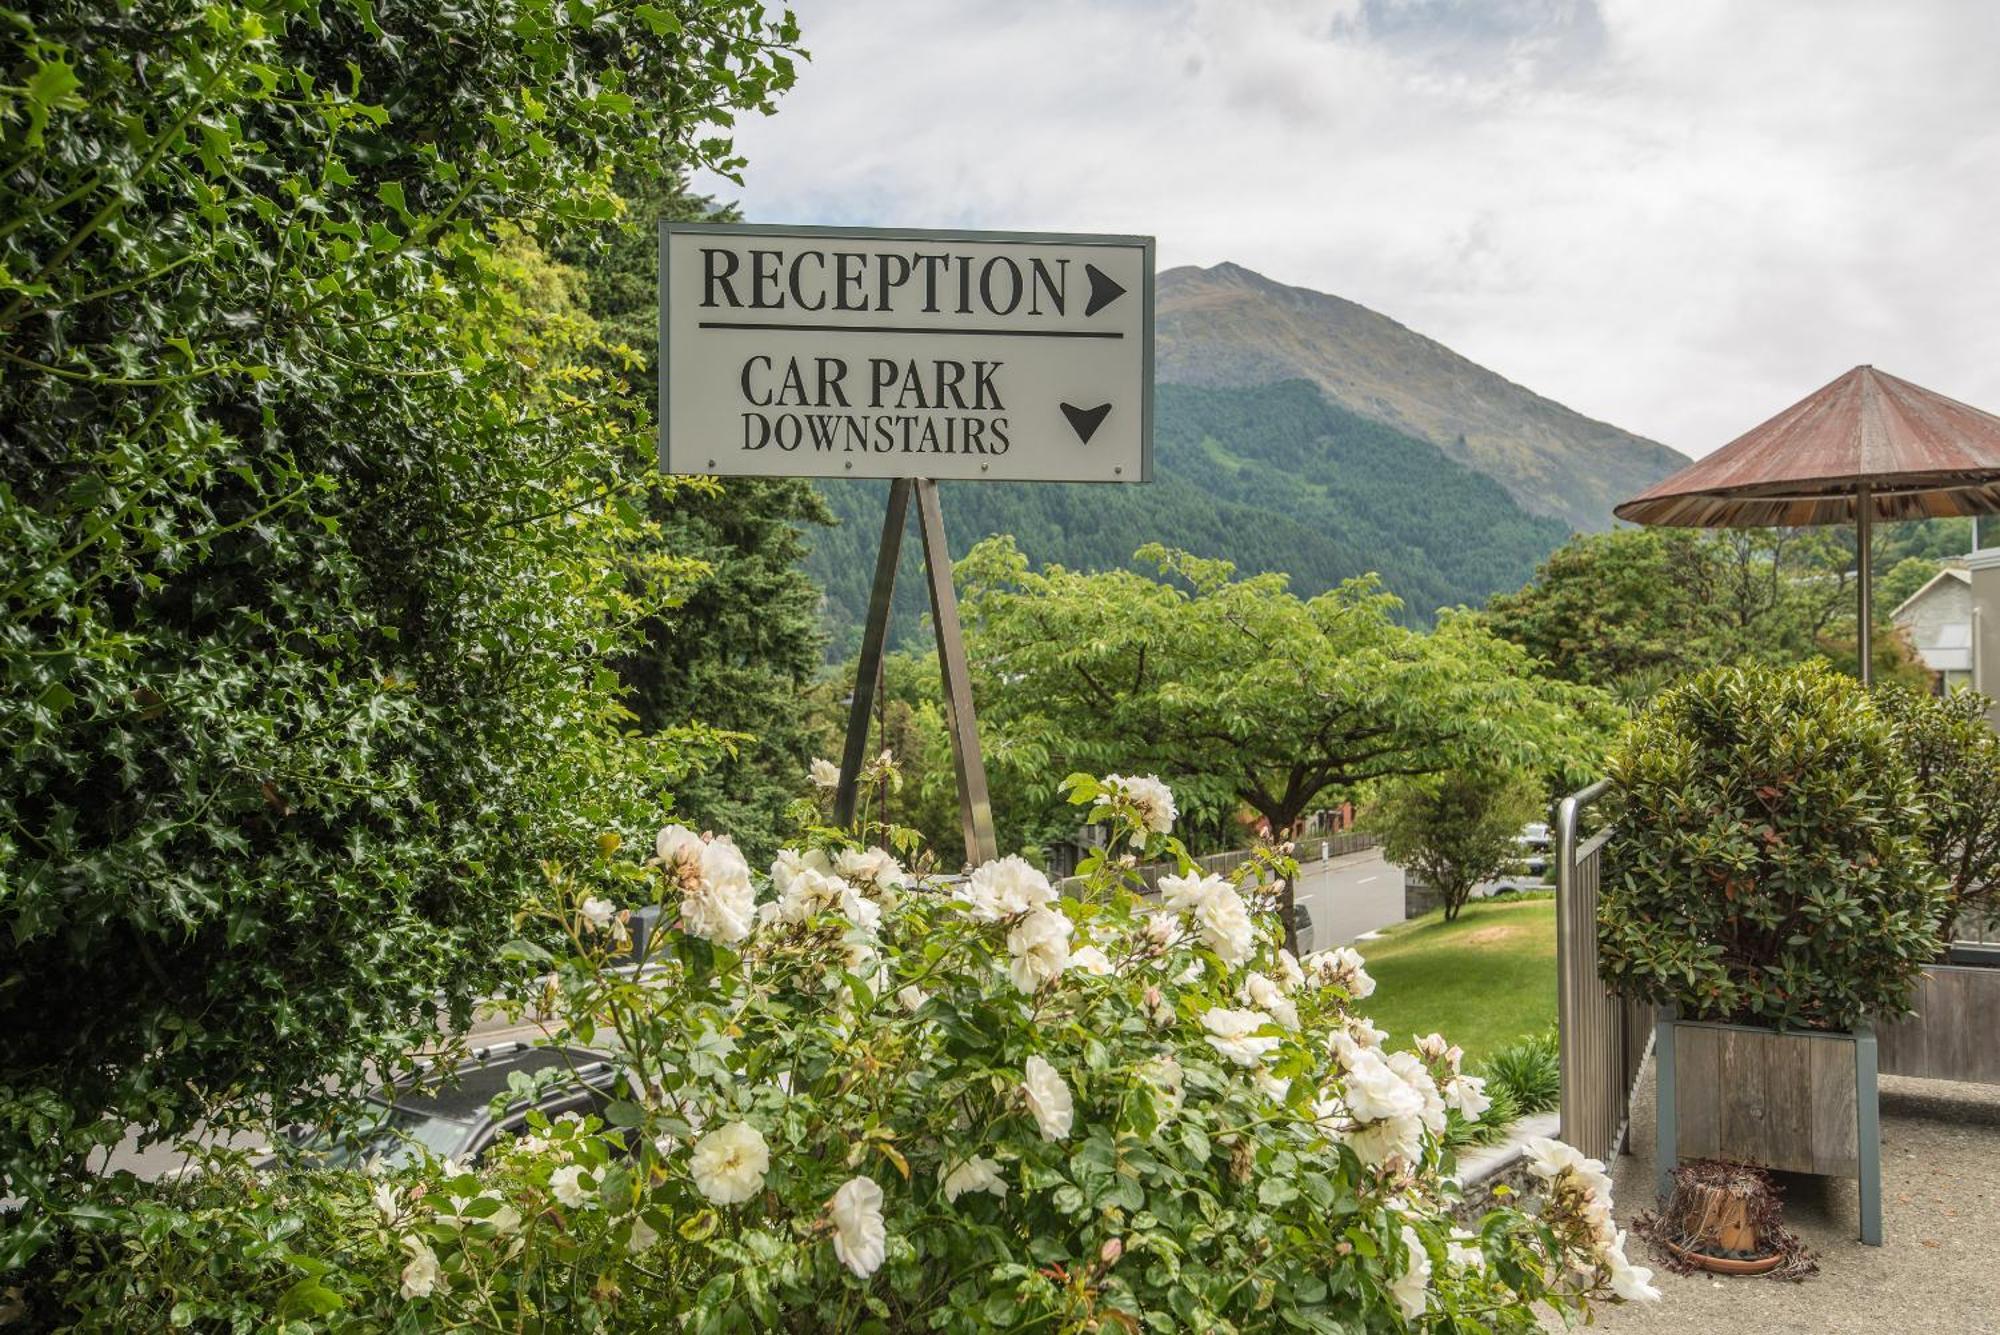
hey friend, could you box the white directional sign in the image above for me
[659,224,1153,482]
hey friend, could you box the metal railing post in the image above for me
[1555,779,1613,1156]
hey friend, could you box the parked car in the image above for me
[266,1041,636,1170]
[1488,822,1554,895]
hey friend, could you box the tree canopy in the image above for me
[959,538,1619,846]
[1481,525,1929,699]
[1367,770,1546,922]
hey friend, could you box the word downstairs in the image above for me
[739,354,1011,456]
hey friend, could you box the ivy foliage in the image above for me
[0,0,800,1201]
[1598,663,1946,1030]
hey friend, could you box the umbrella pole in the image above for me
[1857,482,1873,687]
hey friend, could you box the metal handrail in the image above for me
[1554,779,1649,1160]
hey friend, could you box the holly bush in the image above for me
[0,0,800,1207]
[1598,662,1946,1030]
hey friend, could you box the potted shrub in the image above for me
[1871,684,2000,1083]
[1597,662,1948,1245]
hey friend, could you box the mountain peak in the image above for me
[1154,263,1685,531]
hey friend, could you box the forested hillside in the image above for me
[1156,263,1688,532]
[808,381,1571,658]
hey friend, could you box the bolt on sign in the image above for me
[658,224,1154,483]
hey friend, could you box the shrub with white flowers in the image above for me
[73,769,1652,1329]
[397,767,1659,1328]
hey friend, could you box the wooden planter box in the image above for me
[1653,1010,1881,1245]
[1877,952,2000,1084]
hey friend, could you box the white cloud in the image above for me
[696,0,2000,457]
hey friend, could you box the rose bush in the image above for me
[20,771,1655,1330]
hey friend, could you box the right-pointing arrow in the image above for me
[1083,263,1126,317]
[1061,402,1112,444]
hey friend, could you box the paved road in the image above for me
[1292,848,1405,953]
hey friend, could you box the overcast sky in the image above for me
[691,0,2000,458]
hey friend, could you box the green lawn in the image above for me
[1353,895,1556,1065]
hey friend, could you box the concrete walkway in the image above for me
[1573,1061,2000,1335]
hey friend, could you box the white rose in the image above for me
[1238,971,1299,1029]
[1006,906,1073,993]
[962,855,1055,921]
[897,984,928,1013]
[1444,1073,1491,1121]
[1523,1136,1589,1182]
[769,846,831,896]
[1193,885,1256,967]
[809,757,840,789]
[1157,871,1224,913]
[837,846,907,897]
[1329,1016,1390,1071]
[1274,948,1304,991]
[1140,912,1179,948]
[838,879,883,935]
[1200,1006,1281,1066]
[372,1181,400,1222]
[1386,1050,1448,1135]
[549,1163,590,1208]
[1342,1049,1425,1123]
[829,1176,888,1278]
[774,866,830,923]
[941,1155,1009,1204]
[655,823,702,865]
[1606,1230,1662,1303]
[681,836,757,945]
[1022,1055,1074,1141]
[399,1236,444,1300]
[1302,945,1376,999]
[1069,944,1114,976]
[579,897,617,932]
[1344,1113,1425,1167]
[690,1121,770,1206]
[1391,1226,1431,1320]
[1096,773,1177,834]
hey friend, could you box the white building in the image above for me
[1891,566,1973,693]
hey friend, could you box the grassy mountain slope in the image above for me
[1156,262,1688,532]
[807,381,1569,659]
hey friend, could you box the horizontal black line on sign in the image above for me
[696,321,1124,340]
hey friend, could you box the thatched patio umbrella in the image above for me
[1614,365,2000,684]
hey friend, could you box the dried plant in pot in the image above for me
[1635,1160,1817,1281]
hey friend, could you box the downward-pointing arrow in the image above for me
[1061,402,1112,444]
[1083,263,1126,317]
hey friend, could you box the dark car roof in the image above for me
[386,1044,618,1124]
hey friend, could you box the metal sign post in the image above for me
[659,223,1153,867]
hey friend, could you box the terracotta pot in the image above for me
[1689,1182,1759,1254]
